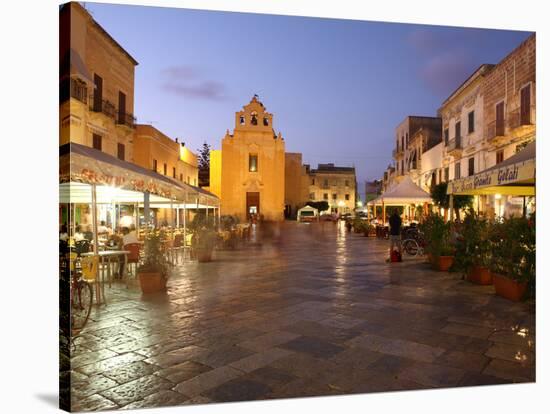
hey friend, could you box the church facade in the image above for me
[209,96,287,222]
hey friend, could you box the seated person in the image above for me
[83,225,94,241]
[122,226,139,246]
[74,225,85,242]
[97,220,112,235]
[59,224,69,241]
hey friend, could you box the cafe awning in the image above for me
[59,143,219,206]
[447,141,535,196]
[367,176,432,206]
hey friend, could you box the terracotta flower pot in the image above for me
[493,273,527,302]
[432,255,454,271]
[467,265,493,285]
[196,248,213,262]
[138,272,166,294]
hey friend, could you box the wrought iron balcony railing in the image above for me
[59,78,88,104]
[446,136,462,152]
[487,120,505,141]
[89,95,116,119]
[116,111,136,129]
[508,105,535,130]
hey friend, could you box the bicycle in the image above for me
[67,253,94,336]
[402,229,426,257]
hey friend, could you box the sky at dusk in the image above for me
[85,2,532,198]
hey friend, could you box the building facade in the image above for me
[134,124,199,187]
[440,64,493,187]
[284,153,310,218]
[59,2,138,161]
[308,164,356,214]
[210,96,286,222]
[393,116,442,182]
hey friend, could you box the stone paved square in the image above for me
[70,222,535,411]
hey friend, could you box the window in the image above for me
[468,157,475,176]
[309,193,315,200]
[406,133,409,146]
[92,134,102,151]
[173,167,176,178]
[311,178,315,185]
[438,169,442,184]
[163,163,167,175]
[455,121,461,141]
[263,117,269,126]
[117,143,125,160]
[323,193,328,200]
[249,154,258,172]
[468,111,475,134]
[118,91,126,123]
[153,159,157,171]
[239,115,245,125]
[496,150,504,165]
[444,128,449,145]
[401,160,404,174]
[345,180,349,187]
[345,194,350,201]
[323,179,328,187]
[454,162,461,179]
[250,111,258,125]
[401,135,404,150]
[496,102,505,136]
[332,194,337,200]
[93,74,103,112]
[520,84,531,125]
[180,173,183,182]
[444,167,449,182]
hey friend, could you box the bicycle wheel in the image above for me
[71,280,93,334]
[403,239,419,256]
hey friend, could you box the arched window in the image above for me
[263,117,269,126]
[239,115,245,125]
[251,111,258,125]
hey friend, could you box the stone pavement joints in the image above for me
[70,221,535,411]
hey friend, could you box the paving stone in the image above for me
[99,374,173,406]
[483,359,535,382]
[71,393,118,412]
[349,334,445,363]
[155,360,212,384]
[102,360,159,384]
[400,362,467,388]
[441,323,495,339]
[122,390,189,409]
[173,366,243,397]
[485,342,535,366]
[204,378,272,402]
[76,352,146,376]
[279,336,345,359]
[238,330,301,352]
[435,350,490,372]
[229,347,294,373]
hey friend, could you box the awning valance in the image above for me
[447,141,535,196]
[367,176,432,205]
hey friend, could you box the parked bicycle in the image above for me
[402,228,426,257]
[64,253,94,336]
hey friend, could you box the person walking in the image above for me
[389,209,402,257]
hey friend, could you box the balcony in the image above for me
[89,95,116,119]
[392,148,403,159]
[446,137,463,157]
[409,160,421,172]
[116,111,136,129]
[59,78,88,104]
[487,120,506,142]
[508,105,535,130]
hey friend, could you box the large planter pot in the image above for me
[467,265,493,285]
[138,272,167,294]
[196,248,213,262]
[493,273,527,302]
[432,255,454,271]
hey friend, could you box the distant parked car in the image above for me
[320,213,337,222]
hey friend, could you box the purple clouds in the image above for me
[161,65,226,101]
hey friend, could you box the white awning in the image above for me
[367,176,432,205]
[447,141,535,196]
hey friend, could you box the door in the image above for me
[246,192,260,220]
[93,74,103,112]
[520,84,531,125]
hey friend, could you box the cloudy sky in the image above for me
[85,2,532,197]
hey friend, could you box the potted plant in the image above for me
[454,211,493,285]
[420,213,455,271]
[190,214,218,262]
[137,231,169,294]
[488,215,535,301]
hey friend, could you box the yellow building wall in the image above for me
[59,2,137,161]
[284,153,309,216]
[219,97,286,222]
[133,124,199,186]
[209,150,222,198]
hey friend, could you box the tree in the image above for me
[306,201,329,212]
[197,142,211,187]
[430,182,473,220]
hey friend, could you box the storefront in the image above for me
[447,141,535,219]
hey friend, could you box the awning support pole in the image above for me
[91,184,99,255]
[449,194,454,222]
[144,192,150,228]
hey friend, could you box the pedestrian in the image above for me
[389,208,402,257]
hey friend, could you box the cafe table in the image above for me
[81,250,131,304]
